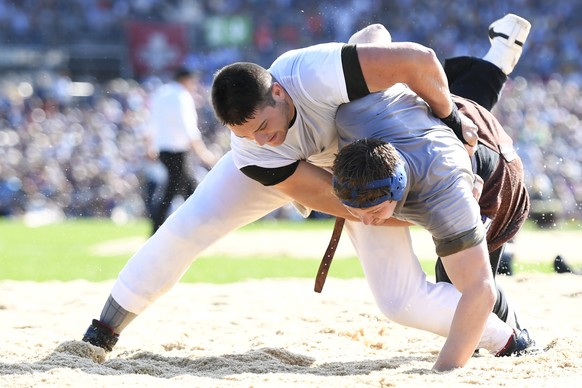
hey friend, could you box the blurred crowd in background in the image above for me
[0,0,581,225]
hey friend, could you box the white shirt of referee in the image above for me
[150,80,202,154]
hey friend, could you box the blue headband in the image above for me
[333,162,407,209]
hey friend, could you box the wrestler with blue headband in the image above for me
[332,138,408,225]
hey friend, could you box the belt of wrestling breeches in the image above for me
[314,217,345,293]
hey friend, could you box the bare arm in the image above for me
[274,161,354,220]
[349,26,478,147]
[190,138,218,168]
[433,240,497,371]
[357,42,454,119]
[274,161,410,226]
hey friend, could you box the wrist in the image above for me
[439,103,467,145]
[439,102,460,124]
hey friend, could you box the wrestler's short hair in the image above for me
[332,138,406,208]
[211,62,275,127]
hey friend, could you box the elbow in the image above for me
[417,45,440,69]
[349,24,392,44]
[475,280,497,312]
[399,43,443,86]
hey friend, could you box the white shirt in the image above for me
[150,81,202,153]
[231,43,350,171]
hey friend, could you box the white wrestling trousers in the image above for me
[111,151,511,352]
[345,221,512,352]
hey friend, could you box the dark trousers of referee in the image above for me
[151,151,197,235]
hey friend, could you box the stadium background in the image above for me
[0,0,580,228]
[1,4,582,385]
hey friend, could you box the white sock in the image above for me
[483,39,522,75]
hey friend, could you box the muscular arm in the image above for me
[357,42,454,119]
[433,240,497,371]
[274,161,411,226]
[274,161,355,220]
[346,27,477,146]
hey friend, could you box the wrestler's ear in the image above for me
[272,82,286,100]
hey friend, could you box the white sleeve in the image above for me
[231,43,349,170]
[231,134,298,169]
[178,92,201,141]
[271,43,350,108]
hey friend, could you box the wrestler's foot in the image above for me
[82,319,119,352]
[553,255,581,274]
[483,13,531,75]
[495,328,539,357]
[497,251,514,276]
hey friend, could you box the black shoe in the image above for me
[82,319,119,352]
[495,328,538,357]
[553,255,580,274]
[497,252,513,276]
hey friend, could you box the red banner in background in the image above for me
[127,22,188,77]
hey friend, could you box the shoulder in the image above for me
[271,42,345,67]
[270,43,349,106]
[269,43,345,81]
[230,135,297,170]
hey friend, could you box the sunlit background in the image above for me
[0,0,580,229]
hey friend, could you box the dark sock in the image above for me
[99,295,137,334]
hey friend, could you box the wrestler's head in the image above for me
[332,138,407,225]
[212,62,294,147]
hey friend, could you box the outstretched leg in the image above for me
[346,221,514,354]
[445,13,531,110]
[436,13,531,331]
[83,152,291,351]
[445,57,506,111]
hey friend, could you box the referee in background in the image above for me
[146,68,217,234]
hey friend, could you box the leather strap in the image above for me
[314,217,345,293]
